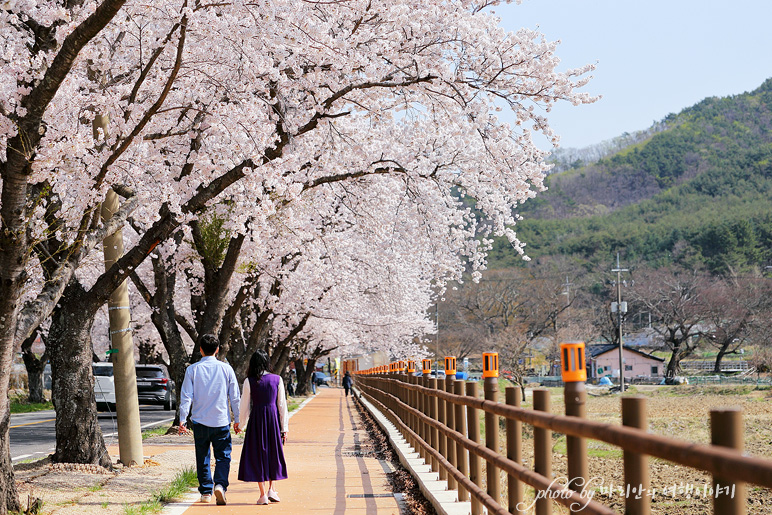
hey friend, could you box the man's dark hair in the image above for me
[199,334,220,356]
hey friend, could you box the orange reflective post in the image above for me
[444,357,457,491]
[444,356,457,376]
[560,341,588,507]
[482,352,500,506]
[483,352,499,379]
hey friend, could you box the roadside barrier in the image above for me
[353,344,772,515]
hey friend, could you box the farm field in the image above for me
[486,384,772,514]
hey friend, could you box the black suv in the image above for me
[135,364,176,410]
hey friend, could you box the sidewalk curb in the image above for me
[356,389,472,515]
[160,393,317,515]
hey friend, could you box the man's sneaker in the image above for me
[198,494,212,503]
[267,489,281,502]
[256,494,269,505]
[214,485,227,505]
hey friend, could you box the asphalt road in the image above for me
[10,406,175,463]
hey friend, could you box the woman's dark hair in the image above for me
[247,350,271,380]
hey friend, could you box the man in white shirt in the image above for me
[179,334,241,505]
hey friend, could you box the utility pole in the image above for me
[562,276,573,308]
[611,253,628,392]
[94,114,144,466]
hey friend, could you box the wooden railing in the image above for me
[354,371,772,515]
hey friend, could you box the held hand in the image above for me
[234,422,241,434]
[178,423,189,435]
[281,432,287,445]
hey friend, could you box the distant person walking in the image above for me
[179,334,241,506]
[342,371,353,397]
[238,350,289,505]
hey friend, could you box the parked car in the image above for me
[93,362,116,411]
[92,362,176,411]
[136,364,176,410]
[313,371,331,386]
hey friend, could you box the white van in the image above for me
[93,363,116,411]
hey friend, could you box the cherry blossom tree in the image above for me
[1,0,595,509]
[627,267,708,378]
[695,276,772,373]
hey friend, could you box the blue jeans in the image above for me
[191,422,232,495]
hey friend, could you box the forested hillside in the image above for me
[490,78,772,274]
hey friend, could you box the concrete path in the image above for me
[180,387,401,514]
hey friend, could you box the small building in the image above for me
[586,344,664,381]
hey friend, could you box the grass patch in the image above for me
[9,394,53,414]
[553,435,623,459]
[123,467,197,515]
[650,384,760,397]
[141,424,172,440]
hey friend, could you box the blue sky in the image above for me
[495,0,772,149]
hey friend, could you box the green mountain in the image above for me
[489,78,772,274]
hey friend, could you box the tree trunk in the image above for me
[48,281,112,469]
[150,259,188,426]
[191,231,245,341]
[151,306,188,427]
[131,254,190,427]
[294,358,315,396]
[0,168,32,514]
[227,332,249,386]
[230,310,271,384]
[272,344,293,379]
[665,342,683,378]
[713,344,729,374]
[0,409,20,514]
[21,330,48,404]
[25,363,47,405]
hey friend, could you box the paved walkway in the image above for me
[180,387,401,514]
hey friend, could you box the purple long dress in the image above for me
[238,374,288,482]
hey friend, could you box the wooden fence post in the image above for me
[534,388,552,515]
[410,373,419,451]
[466,381,482,515]
[421,359,432,464]
[445,361,457,492]
[429,377,439,474]
[561,341,588,510]
[506,386,523,512]
[483,352,500,506]
[420,373,429,463]
[622,396,650,515]
[455,380,469,502]
[711,408,746,515]
[436,374,447,481]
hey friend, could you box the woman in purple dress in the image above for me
[238,350,289,505]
